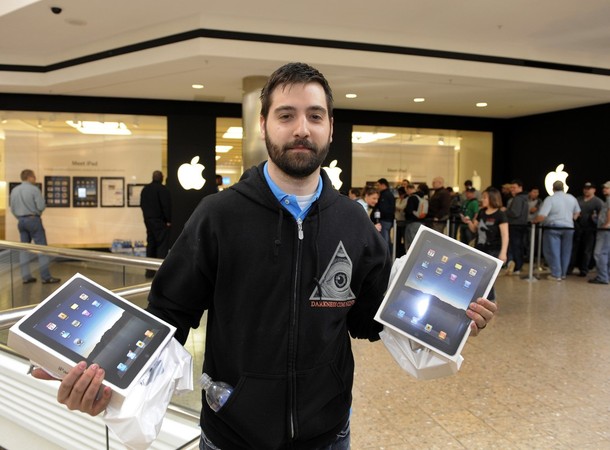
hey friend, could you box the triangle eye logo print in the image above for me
[310,241,356,308]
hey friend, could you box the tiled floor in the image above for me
[350,269,610,449]
[3,254,610,449]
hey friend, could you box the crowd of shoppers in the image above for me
[350,176,609,286]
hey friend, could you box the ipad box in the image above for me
[8,273,176,400]
[375,226,502,363]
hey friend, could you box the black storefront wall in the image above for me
[167,114,218,245]
[499,103,610,197]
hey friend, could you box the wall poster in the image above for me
[101,177,125,207]
[73,176,98,207]
[44,176,70,207]
[127,183,146,207]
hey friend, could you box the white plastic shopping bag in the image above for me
[103,338,193,449]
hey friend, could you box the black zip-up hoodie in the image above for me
[147,162,391,449]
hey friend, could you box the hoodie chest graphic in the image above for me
[310,241,356,308]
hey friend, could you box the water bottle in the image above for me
[199,373,233,412]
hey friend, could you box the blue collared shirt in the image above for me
[263,162,322,220]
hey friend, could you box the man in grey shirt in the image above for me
[533,180,580,281]
[9,169,60,284]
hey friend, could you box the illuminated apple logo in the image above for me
[177,156,206,190]
[544,163,569,196]
[323,159,343,190]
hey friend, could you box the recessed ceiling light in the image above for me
[215,145,233,153]
[476,102,488,108]
[345,93,357,99]
[413,98,425,103]
[192,84,204,89]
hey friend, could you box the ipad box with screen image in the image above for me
[375,226,502,362]
[8,273,176,399]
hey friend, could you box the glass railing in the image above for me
[0,240,203,449]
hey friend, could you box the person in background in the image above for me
[35,62,497,450]
[357,186,382,232]
[140,170,172,278]
[505,179,529,276]
[9,169,60,284]
[215,174,224,192]
[589,181,610,285]
[570,182,604,277]
[348,187,361,200]
[376,178,395,250]
[426,176,451,233]
[404,183,428,251]
[525,187,542,258]
[394,186,408,257]
[461,179,481,202]
[533,180,580,281]
[462,186,508,301]
[527,187,542,223]
[458,186,479,245]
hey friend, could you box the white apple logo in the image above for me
[177,156,206,190]
[323,159,343,190]
[544,163,569,196]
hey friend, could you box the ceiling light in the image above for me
[413,98,425,103]
[222,127,243,139]
[215,155,221,161]
[351,132,396,144]
[438,136,445,145]
[476,102,488,108]
[192,84,204,89]
[345,93,357,99]
[215,145,233,153]
[66,120,132,135]
[1,117,7,124]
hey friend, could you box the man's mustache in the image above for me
[282,139,316,151]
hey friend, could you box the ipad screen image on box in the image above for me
[378,229,499,357]
[22,279,171,389]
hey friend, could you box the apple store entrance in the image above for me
[0,111,167,247]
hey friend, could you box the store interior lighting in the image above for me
[66,120,132,135]
[351,132,396,144]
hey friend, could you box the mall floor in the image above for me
[3,258,610,449]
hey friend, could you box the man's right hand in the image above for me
[32,361,112,416]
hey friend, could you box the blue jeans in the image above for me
[542,228,574,278]
[593,229,610,282]
[199,420,350,450]
[17,216,52,280]
[380,220,393,251]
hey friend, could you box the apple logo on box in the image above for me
[322,159,343,190]
[544,163,569,196]
[178,156,206,190]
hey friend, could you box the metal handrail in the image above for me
[0,240,162,270]
[0,283,152,331]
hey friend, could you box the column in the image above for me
[241,76,268,170]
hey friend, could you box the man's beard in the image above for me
[266,134,331,178]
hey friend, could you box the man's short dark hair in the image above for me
[152,170,163,182]
[20,169,34,181]
[511,179,523,187]
[260,62,334,119]
[377,178,389,187]
[464,179,473,187]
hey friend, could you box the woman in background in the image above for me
[357,186,382,232]
[462,186,508,301]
